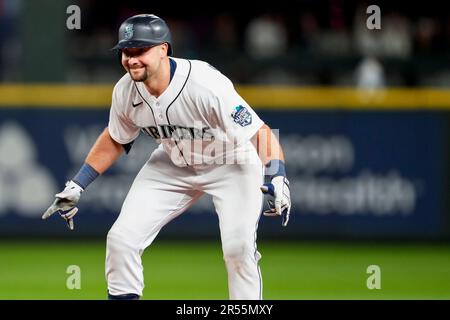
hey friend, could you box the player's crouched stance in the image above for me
[42,14,291,300]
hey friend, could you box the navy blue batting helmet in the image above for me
[112,14,173,55]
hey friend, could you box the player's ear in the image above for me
[161,43,168,57]
[118,50,123,66]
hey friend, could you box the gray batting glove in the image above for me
[42,180,84,230]
[260,176,291,227]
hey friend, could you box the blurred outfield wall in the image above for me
[0,85,449,239]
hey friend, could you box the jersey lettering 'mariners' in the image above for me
[142,124,214,141]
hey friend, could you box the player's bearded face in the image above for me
[122,47,160,82]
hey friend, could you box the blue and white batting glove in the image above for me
[260,159,291,227]
[42,180,83,230]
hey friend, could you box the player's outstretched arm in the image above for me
[84,127,125,174]
[42,128,124,230]
[252,124,291,227]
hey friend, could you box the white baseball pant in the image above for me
[105,146,264,299]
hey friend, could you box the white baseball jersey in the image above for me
[108,58,264,166]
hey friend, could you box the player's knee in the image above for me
[106,228,134,256]
[222,238,254,266]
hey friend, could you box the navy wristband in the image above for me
[265,159,286,178]
[73,163,99,190]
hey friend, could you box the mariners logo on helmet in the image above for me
[231,105,252,127]
[124,24,134,40]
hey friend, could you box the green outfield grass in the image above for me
[0,240,449,300]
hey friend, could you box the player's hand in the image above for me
[42,180,84,230]
[260,176,291,227]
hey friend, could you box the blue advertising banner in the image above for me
[261,111,444,238]
[0,108,445,239]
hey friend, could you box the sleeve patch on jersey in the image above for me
[231,105,252,127]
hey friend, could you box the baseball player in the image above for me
[42,14,291,300]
